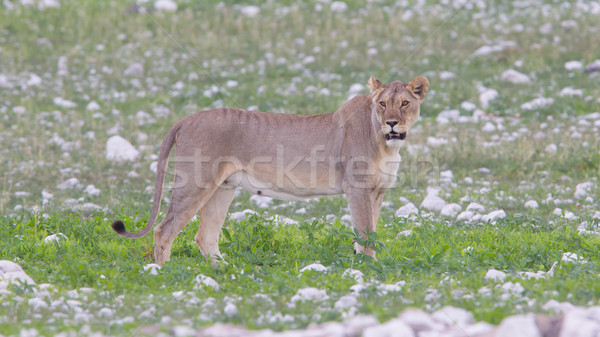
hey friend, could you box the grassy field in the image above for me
[1,0,599,335]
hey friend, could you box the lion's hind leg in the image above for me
[153,183,218,266]
[195,186,236,266]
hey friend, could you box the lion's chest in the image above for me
[373,152,402,189]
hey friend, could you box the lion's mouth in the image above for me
[385,131,407,141]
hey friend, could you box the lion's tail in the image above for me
[111,122,182,239]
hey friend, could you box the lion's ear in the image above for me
[368,75,383,94]
[407,77,429,100]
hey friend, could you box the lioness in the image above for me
[112,76,429,266]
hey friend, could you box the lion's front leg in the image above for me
[346,188,382,260]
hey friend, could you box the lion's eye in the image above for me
[379,101,386,108]
[402,101,409,106]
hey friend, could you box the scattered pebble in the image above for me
[0,261,36,289]
[194,274,220,291]
[43,233,67,244]
[106,136,140,162]
[143,264,161,275]
[299,263,328,273]
[395,203,419,218]
[484,269,507,282]
[501,69,531,84]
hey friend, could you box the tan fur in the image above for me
[112,76,429,266]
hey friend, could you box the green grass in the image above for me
[1,0,600,335]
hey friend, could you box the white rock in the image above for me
[439,71,456,80]
[53,97,77,108]
[348,83,366,96]
[334,295,357,310]
[525,200,539,209]
[478,87,498,109]
[456,211,475,222]
[84,184,100,197]
[71,203,101,214]
[229,209,258,221]
[57,177,80,190]
[330,1,348,12]
[155,0,177,11]
[38,0,60,9]
[290,287,329,304]
[538,23,553,34]
[268,214,298,226]
[521,97,554,111]
[44,233,67,244]
[395,203,419,218]
[482,210,506,223]
[27,73,42,87]
[342,269,364,283]
[224,303,238,317]
[461,101,477,111]
[440,170,454,181]
[545,144,558,155]
[123,63,144,77]
[484,269,507,282]
[440,203,461,217]
[436,109,460,124]
[0,74,12,88]
[501,69,531,84]
[559,87,583,97]
[397,230,412,237]
[106,136,139,162]
[466,202,486,213]
[377,282,405,294]
[13,107,26,116]
[28,297,48,310]
[86,101,100,111]
[432,306,475,327]
[501,281,525,294]
[421,194,447,212]
[561,252,586,264]
[482,121,497,132]
[299,263,328,273]
[98,307,114,318]
[341,214,353,223]
[194,274,220,291]
[0,260,36,289]
[427,136,448,147]
[363,318,415,337]
[143,264,161,275]
[542,299,575,314]
[400,309,445,331]
[559,308,600,337]
[584,60,600,74]
[565,60,583,71]
[250,195,273,208]
[495,314,542,337]
[472,41,516,56]
[574,182,594,199]
[240,5,260,17]
[172,326,196,337]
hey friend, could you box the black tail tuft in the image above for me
[111,220,126,234]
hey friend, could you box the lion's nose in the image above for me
[386,121,398,128]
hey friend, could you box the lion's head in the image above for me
[368,75,429,145]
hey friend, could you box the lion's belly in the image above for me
[226,168,343,200]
